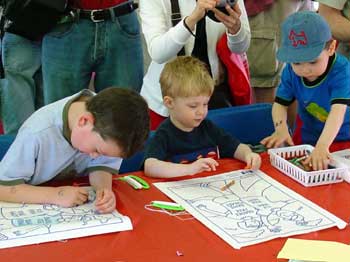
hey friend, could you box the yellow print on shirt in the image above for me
[305,103,328,122]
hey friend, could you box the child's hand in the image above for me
[244,152,262,170]
[304,145,331,171]
[189,158,219,175]
[55,186,89,207]
[260,130,294,148]
[95,188,116,214]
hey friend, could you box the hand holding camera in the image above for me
[216,0,238,8]
[187,0,241,35]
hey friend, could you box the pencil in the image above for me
[221,179,235,191]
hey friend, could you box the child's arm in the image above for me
[260,102,294,148]
[144,157,219,178]
[305,104,347,170]
[233,144,261,170]
[89,170,115,214]
[0,184,89,207]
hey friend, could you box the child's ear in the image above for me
[78,112,95,127]
[163,96,174,109]
[327,40,337,56]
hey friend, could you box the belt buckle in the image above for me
[90,9,104,22]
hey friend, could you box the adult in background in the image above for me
[42,0,143,104]
[139,0,251,130]
[318,0,350,59]
[1,32,43,135]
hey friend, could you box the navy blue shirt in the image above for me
[144,119,241,164]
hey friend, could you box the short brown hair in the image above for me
[159,56,214,98]
[86,87,150,158]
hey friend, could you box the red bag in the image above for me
[216,33,252,105]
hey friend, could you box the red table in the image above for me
[1,143,350,262]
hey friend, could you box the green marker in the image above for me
[151,201,185,211]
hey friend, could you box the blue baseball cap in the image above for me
[277,11,332,63]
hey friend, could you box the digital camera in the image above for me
[216,0,238,8]
[207,0,238,22]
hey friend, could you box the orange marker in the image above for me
[221,179,235,191]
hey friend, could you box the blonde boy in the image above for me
[143,56,261,178]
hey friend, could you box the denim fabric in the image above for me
[0,33,43,135]
[42,10,143,104]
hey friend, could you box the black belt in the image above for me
[77,2,137,22]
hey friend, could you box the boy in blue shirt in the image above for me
[0,88,149,213]
[143,56,261,178]
[261,11,350,170]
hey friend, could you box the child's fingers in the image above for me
[95,190,104,202]
[96,199,115,213]
[77,188,89,196]
[78,192,88,203]
[286,136,295,146]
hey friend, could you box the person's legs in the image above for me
[94,11,143,92]
[1,33,42,134]
[42,21,93,104]
[248,0,311,128]
[247,2,283,104]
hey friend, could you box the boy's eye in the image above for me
[188,104,197,108]
[309,61,317,65]
[293,62,301,66]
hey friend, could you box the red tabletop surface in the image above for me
[1,142,350,262]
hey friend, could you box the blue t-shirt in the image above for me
[275,53,350,144]
[143,119,241,164]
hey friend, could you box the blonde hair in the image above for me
[159,56,215,98]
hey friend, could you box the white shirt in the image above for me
[139,0,251,116]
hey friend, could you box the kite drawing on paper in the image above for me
[0,188,132,249]
[154,170,346,249]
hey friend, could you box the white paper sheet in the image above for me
[0,188,132,249]
[154,170,346,249]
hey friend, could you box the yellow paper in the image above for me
[277,238,350,262]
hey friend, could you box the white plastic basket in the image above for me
[268,145,346,187]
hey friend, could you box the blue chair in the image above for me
[0,135,15,161]
[207,103,274,145]
[119,132,154,174]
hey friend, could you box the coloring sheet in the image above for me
[0,188,132,249]
[154,170,346,249]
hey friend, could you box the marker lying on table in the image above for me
[221,179,235,191]
[151,201,185,211]
[117,175,150,190]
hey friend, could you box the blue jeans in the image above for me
[0,33,43,135]
[42,10,144,104]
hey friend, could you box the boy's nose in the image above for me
[301,66,312,74]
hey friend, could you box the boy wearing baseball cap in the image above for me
[261,11,350,171]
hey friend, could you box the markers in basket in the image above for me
[221,179,235,191]
[294,155,308,164]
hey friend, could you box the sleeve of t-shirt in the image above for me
[0,134,39,185]
[206,120,241,158]
[143,129,169,162]
[86,156,123,175]
[330,57,350,105]
[275,65,296,106]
